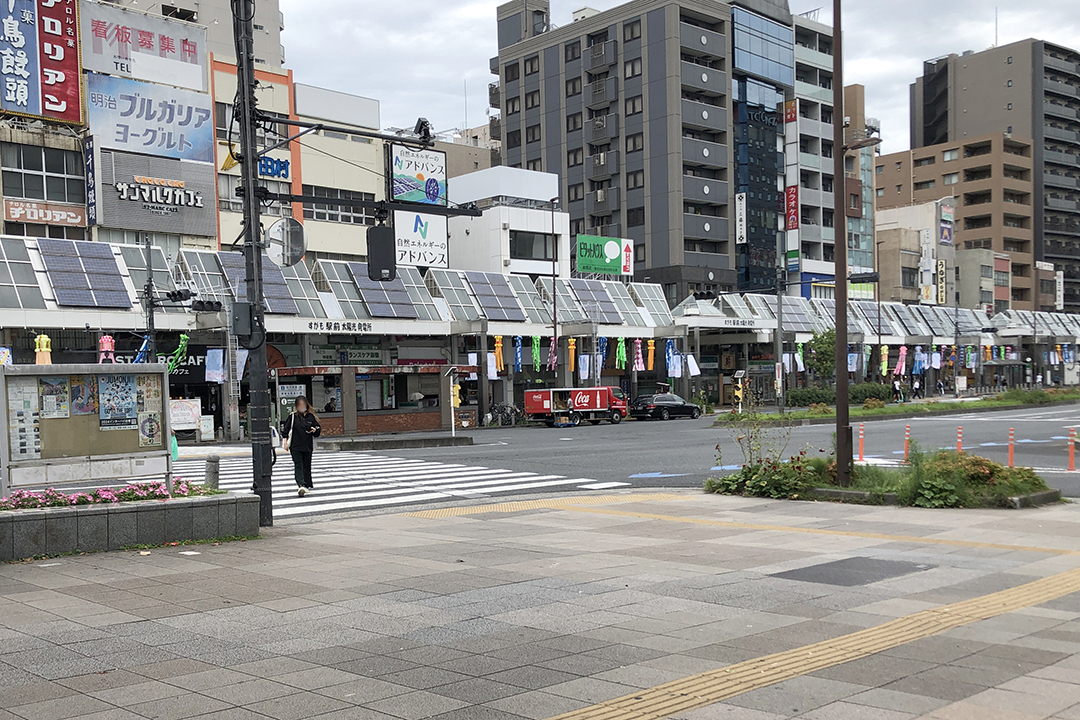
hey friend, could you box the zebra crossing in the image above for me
[172,452,627,518]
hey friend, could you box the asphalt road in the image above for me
[389,404,1080,497]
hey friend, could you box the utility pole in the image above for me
[233,0,274,526]
[143,233,156,359]
[831,0,852,487]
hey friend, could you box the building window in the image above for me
[565,41,581,62]
[220,176,292,217]
[526,158,543,171]
[1042,279,1056,294]
[509,230,554,261]
[506,96,521,115]
[896,185,901,194]
[942,149,959,162]
[504,62,519,82]
[299,184,370,224]
[627,207,645,227]
[980,264,993,278]
[567,112,582,132]
[901,267,918,288]
[571,218,585,235]
[525,90,540,109]
[980,290,993,304]
[526,124,541,143]
[994,270,1010,287]
[943,172,959,185]
[875,187,884,197]
[627,170,645,190]
[524,55,540,75]
[1006,102,1013,110]
[624,58,642,79]
[623,20,641,42]
[1,143,85,204]
[1007,79,1013,87]
[914,156,935,167]
[626,132,644,153]
[566,77,582,97]
[568,183,585,201]
[914,180,936,190]
[875,165,883,175]
[568,148,584,166]
[849,193,859,209]
[625,95,643,115]
[507,129,521,148]
[1007,56,1013,64]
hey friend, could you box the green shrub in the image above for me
[913,476,966,508]
[788,388,835,407]
[850,383,892,403]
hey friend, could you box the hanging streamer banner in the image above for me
[633,339,645,372]
[514,336,522,373]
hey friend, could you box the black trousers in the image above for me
[291,450,313,488]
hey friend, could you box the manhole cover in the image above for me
[771,557,932,587]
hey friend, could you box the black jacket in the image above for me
[283,412,321,453]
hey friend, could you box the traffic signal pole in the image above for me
[232,0,274,526]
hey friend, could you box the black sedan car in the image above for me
[629,393,702,421]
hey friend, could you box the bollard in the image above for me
[1008,428,1015,468]
[904,424,911,462]
[205,454,220,490]
[858,423,864,462]
[957,426,963,454]
[1071,429,1076,472]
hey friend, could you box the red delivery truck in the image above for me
[524,386,628,426]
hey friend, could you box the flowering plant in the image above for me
[0,479,217,512]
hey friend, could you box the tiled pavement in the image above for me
[1,490,1080,720]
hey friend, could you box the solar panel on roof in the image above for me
[39,239,132,309]
[465,272,527,322]
[215,251,298,314]
[569,279,622,324]
[347,262,419,319]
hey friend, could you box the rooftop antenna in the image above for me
[995,7,998,46]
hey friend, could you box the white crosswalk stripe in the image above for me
[172,451,603,518]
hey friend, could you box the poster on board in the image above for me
[70,375,98,415]
[138,411,162,447]
[7,376,40,460]
[136,375,162,413]
[38,377,70,419]
[169,398,201,430]
[98,375,137,430]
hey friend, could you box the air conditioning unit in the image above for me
[595,152,606,167]
[596,188,607,202]
[594,116,606,129]
[501,222,510,229]
[503,258,512,266]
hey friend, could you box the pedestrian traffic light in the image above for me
[191,299,223,312]
[733,380,744,404]
[367,225,396,282]
[452,383,461,408]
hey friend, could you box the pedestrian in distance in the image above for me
[912,378,922,399]
[892,378,902,403]
[282,396,321,497]
[936,379,945,396]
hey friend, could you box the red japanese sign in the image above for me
[784,99,797,125]
[0,0,83,124]
[785,185,799,231]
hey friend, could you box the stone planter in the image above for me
[1,493,259,561]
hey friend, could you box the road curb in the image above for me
[317,436,474,452]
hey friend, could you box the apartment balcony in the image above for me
[586,150,619,180]
[680,61,726,96]
[798,152,820,170]
[682,174,728,204]
[586,113,619,143]
[679,22,725,56]
[490,147,502,167]
[586,76,618,109]
[799,186,824,208]
[681,98,726,131]
[1045,54,1080,76]
[489,82,500,109]
[1046,196,1080,212]
[589,224,620,238]
[682,136,727,167]
[1045,124,1080,143]
[587,186,620,215]
[1044,78,1080,99]
[1045,100,1079,121]
[799,223,822,243]
[796,117,827,139]
[794,43,833,71]
[1045,172,1080,191]
[588,40,618,71]
[490,56,499,74]
[489,115,501,140]
[795,79,832,103]
[683,213,728,242]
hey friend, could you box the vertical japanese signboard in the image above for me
[86,72,214,163]
[784,185,799,231]
[80,0,207,91]
[734,192,748,245]
[1056,270,1065,311]
[390,144,447,207]
[783,99,797,125]
[936,259,948,305]
[0,0,83,123]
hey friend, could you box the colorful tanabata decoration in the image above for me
[893,346,908,376]
[34,334,52,365]
[568,338,577,371]
[514,336,522,373]
[547,336,557,371]
[532,336,541,372]
[494,336,504,371]
[168,334,190,373]
[615,337,627,370]
[633,339,645,372]
[647,339,655,371]
[98,335,115,364]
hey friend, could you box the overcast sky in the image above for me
[278,0,1080,155]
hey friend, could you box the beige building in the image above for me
[874,132,1055,311]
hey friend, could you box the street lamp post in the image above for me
[831,0,851,486]
[550,197,559,385]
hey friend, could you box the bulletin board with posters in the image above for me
[0,363,171,493]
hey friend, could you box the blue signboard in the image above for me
[258,156,289,179]
[86,71,214,163]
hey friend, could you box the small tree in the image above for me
[805,328,836,383]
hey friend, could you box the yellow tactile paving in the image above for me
[543,566,1080,720]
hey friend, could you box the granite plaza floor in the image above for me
[2,490,1080,720]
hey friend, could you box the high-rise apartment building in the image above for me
[909,39,1080,311]
[490,0,796,305]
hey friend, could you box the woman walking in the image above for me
[282,396,321,497]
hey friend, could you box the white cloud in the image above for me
[279,0,1080,153]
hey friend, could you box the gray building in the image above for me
[910,39,1080,312]
[490,0,794,305]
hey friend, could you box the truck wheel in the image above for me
[691,408,701,419]
[569,412,582,427]
[610,410,622,425]
[660,408,670,421]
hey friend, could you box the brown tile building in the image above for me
[875,132,1055,311]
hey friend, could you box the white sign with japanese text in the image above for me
[393,210,448,269]
[734,192,747,245]
[80,0,207,91]
[390,144,447,207]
